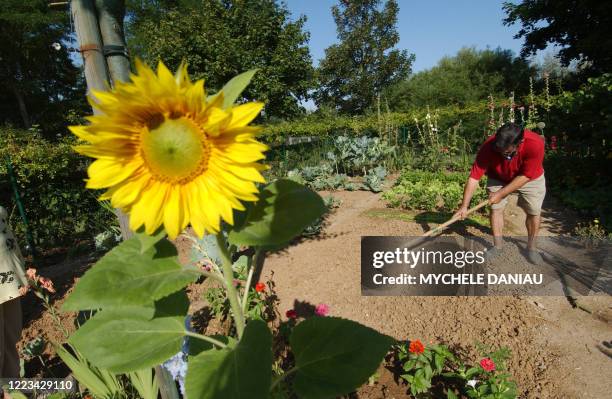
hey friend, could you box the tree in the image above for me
[503,0,612,74]
[384,47,535,110]
[126,0,314,120]
[0,0,85,133]
[314,0,414,114]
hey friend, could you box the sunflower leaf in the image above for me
[62,238,199,311]
[135,225,166,254]
[228,179,326,246]
[289,317,395,399]
[185,320,272,399]
[219,69,258,109]
[68,291,188,373]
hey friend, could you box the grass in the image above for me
[363,208,489,228]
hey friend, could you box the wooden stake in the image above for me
[94,0,132,239]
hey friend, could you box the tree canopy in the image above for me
[314,0,414,114]
[384,47,535,110]
[503,0,612,74]
[126,0,314,120]
[0,0,85,134]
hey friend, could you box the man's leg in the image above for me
[525,214,541,250]
[490,208,505,247]
[517,174,546,264]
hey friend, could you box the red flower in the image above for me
[255,282,266,293]
[408,339,425,354]
[480,357,496,372]
[286,309,297,319]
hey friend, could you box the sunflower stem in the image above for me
[216,233,245,338]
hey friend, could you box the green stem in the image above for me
[270,367,297,390]
[184,331,227,349]
[216,234,245,338]
[197,269,226,286]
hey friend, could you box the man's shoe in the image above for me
[526,249,543,265]
[484,246,503,262]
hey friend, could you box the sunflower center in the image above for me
[141,116,210,183]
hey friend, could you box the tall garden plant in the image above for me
[63,63,395,398]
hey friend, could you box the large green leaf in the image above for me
[135,226,166,254]
[68,291,189,373]
[290,317,395,399]
[63,238,199,311]
[228,179,326,246]
[185,320,272,399]
[217,69,258,109]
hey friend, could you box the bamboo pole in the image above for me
[94,0,132,239]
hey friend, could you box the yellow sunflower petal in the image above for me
[226,102,264,129]
[86,159,141,189]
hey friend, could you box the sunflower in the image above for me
[71,60,268,239]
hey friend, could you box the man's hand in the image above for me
[453,206,469,220]
[488,190,505,205]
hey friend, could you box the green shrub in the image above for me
[0,127,115,250]
[383,169,487,212]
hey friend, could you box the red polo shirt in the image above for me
[469,130,545,183]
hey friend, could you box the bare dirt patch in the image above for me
[261,190,612,398]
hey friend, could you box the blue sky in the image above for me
[285,0,531,72]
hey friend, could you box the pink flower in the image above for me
[38,277,56,294]
[26,268,37,280]
[480,358,496,372]
[315,303,330,317]
[286,309,297,319]
[233,279,241,287]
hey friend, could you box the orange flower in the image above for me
[409,339,425,354]
[255,282,266,293]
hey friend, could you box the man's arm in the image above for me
[454,177,480,220]
[488,175,530,205]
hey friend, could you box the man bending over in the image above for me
[454,122,546,264]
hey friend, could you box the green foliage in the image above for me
[503,0,612,73]
[363,166,388,193]
[396,342,455,396]
[69,291,190,373]
[383,169,487,212]
[62,238,199,311]
[185,320,272,399]
[315,0,414,113]
[126,0,314,119]
[302,195,342,237]
[228,179,327,246]
[0,0,86,134]
[289,316,396,399]
[326,135,395,175]
[385,47,535,110]
[0,128,115,249]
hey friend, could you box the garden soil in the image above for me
[18,189,611,399]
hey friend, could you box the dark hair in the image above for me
[494,122,524,149]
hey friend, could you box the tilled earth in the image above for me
[18,189,612,398]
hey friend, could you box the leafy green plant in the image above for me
[396,340,455,396]
[363,166,388,192]
[383,169,487,212]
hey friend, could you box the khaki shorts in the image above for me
[487,174,546,215]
